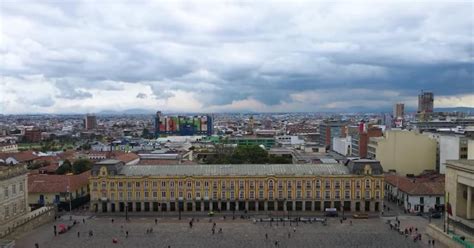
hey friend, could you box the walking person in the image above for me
[126,231,129,238]
[265,233,268,240]
[155,218,158,225]
[77,231,80,238]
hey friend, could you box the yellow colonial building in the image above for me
[90,159,384,214]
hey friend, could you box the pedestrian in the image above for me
[428,240,431,246]
[432,239,435,246]
[213,222,216,228]
[350,220,352,226]
[82,218,85,224]
[293,227,296,233]
[155,218,158,225]
[111,218,114,224]
[340,219,343,224]
[212,228,215,235]
[126,231,129,238]
[35,243,39,248]
[288,232,291,239]
[219,228,222,234]
[415,228,418,233]
[77,231,80,238]
[265,233,268,240]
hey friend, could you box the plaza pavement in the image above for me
[14,214,442,248]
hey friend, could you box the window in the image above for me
[268,180,274,190]
[204,181,209,188]
[153,191,158,198]
[278,190,283,199]
[213,191,218,199]
[119,192,123,200]
[250,191,255,199]
[127,192,132,200]
[118,182,123,189]
[356,180,361,189]
[239,181,244,189]
[375,180,380,188]
[250,181,255,189]
[152,181,158,188]
[5,206,9,218]
[345,191,350,199]
[375,191,380,199]
[135,192,140,199]
[196,192,201,198]
[316,191,321,199]
[325,180,331,189]
[258,181,264,189]
[178,192,183,198]
[287,181,292,189]
[135,182,140,188]
[187,192,192,199]
[19,182,24,192]
[161,191,166,198]
[268,191,273,200]
[195,181,201,188]
[306,190,312,199]
[101,181,106,189]
[335,190,340,199]
[239,191,244,199]
[170,181,175,188]
[127,182,132,189]
[144,181,149,189]
[345,181,350,189]
[222,181,226,189]
[365,191,370,199]
[178,181,183,188]
[287,190,292,200]
[306,181,311,189]
[278,181,283,190]
[144,191,149,199]
[315,180,321,189]
[296,190,302,199]
[296,181,302,189]
[110,192,115,200]
[213,181,218,189]
[161,181,166,187]
[170,191,175,199]
[334,180,340,189]
[110,182,115,188]
[325,190,330,199]
[221,191,226,199]
[187,181,192,188]
[230,191,235,200]
[259,191,264,199]
[92,182,97,190]
[420,197,424,204]
[365,179,371,189]
[230,181,235,190]
[356,190,361,199]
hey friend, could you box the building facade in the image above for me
[418,91,434,113]
[393,103,405,119]
[350,124,383,158]
[0,165,29,226]
[318,121,347,149]
[154,111,213,137]
[368,130,437,176]
[445,160,473,229]
[84,114,97,130]
[90,160,384,214]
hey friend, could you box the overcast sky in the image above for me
[1,0,473,114]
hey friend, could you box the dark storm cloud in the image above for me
[0,1,472,113]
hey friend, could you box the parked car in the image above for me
[431,212,442,219]
[353,213,369,219]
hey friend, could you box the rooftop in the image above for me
[385,174,445,196]
[446,159,474,172]
[120,163,350,177]
[28,170,91,193]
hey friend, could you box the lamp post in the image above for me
[125,203,128,221]
[178,197,183,220]
[67,175,72,213]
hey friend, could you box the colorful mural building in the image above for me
[154,111,213,137]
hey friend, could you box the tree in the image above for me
[72,159,93,174]
[56,160,72,175]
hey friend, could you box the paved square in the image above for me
[15,215,434,248]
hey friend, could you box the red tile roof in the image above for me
[385,174,445,196]
[0,151,38,162]
[112,152,139,164]
[28,170,90,193]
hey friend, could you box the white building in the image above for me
[275,135,305,147]
[332,136,352,156]
[385,174,444,213]
[0,165,29,228]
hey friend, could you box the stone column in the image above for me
[292,201,296,211]
[302,201,306,212]
[235,201,239,211]
[132,202,137,212]
[351,201,356,212]
[201,202,204,212]
[245,201,249,211]
[467,186,472,219]
[255,201,259,212]
[192,201,196,212]
[311,201,315,211]
[362,201,366,212]
[226,201,230,211]
[283,201,287,211]
[210,201,213,211]
[264,201,268,211]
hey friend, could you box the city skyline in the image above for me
[1,1,473,114]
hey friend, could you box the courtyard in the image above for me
[13,214,440,248]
